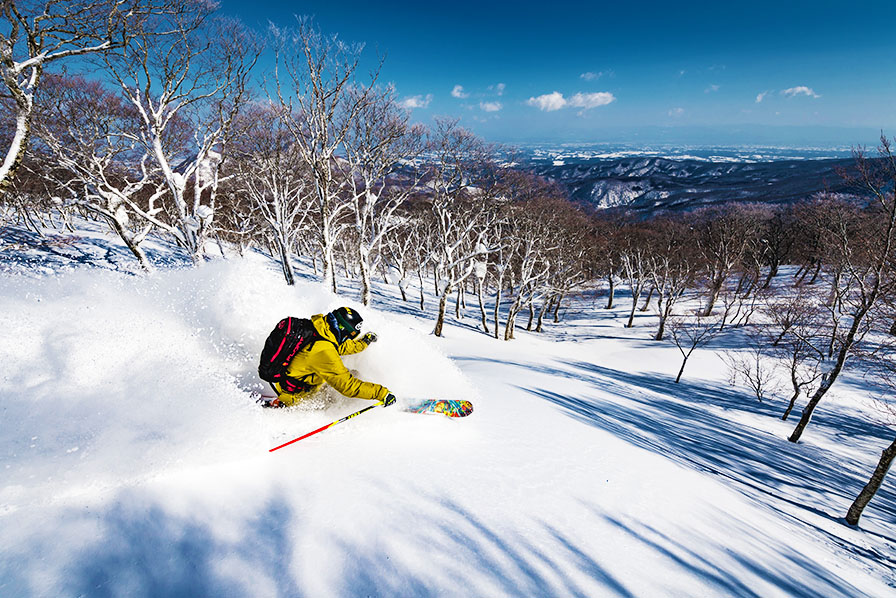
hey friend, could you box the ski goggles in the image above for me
[328,312,362,341]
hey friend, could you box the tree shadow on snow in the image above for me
[517,359,896,537]
[335,482,889,598]
[0,225,193,274]
[11,467,892,598]
[24,486,640,598]
[60,500,300,598]
[329,485,637,598]
[594,512,868,598]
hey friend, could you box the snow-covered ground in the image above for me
[1,221,894,597]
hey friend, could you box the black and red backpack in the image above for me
[258,317,320,393]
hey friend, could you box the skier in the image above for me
[261,307,396,409]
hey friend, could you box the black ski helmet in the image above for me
[327,306,363,343]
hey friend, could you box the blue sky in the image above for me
[220,0,896,147]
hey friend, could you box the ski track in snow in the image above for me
[1,221,895,597]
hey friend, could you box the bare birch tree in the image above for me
[102,2,259,262]
[382,214,425,302]
[272,17,380,293]
[620,222,653,328]
[723,339,780,403]
[649,216,697,341]
[32,74,165,270]
[761,206,796,288]
[501,221,552,340]
[425,119,500,337]
[694,204,766,317]
[669,308,721,383]
[789,139,896,442]
[497,196,580,340]
[0,0,154,191]
[845,324,896,525]
[338,85,425,305]
[846,432,896,526]
[230,102,312,284]
[757,289,827,420]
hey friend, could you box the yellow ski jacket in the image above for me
[274,313,390,406]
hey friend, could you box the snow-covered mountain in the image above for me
[533,156,858,214]
[1,220,894,597]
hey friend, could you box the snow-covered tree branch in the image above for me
[102,1,260,262]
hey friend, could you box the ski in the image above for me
[256,393,474,418]
[404,399,473,418]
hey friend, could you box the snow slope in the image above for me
[1,225,894,597]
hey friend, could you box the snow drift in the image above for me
[1,240,894,597]
[0,257,474,510]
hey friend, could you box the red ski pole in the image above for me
[269,402,382,452]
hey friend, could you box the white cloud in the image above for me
[568,92,615,109]
[668,107,685,117]
[480,101,502,112]
[705,84,720,93]
[527,91,567,112]
[782,86,820,98]
[491,82,506,96]
[400,94,433,110]
[755,91,769,103]
[527,91,615,112]
[581,70,614,81]
[451,85,469,99]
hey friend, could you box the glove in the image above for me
[381,393,396,407]
[361,332,378,344]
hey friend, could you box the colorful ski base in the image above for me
[405,399,473,418]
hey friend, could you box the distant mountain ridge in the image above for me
[531,156,858,215]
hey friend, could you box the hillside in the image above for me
[0,220,894,597]
[533,156,858,214]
